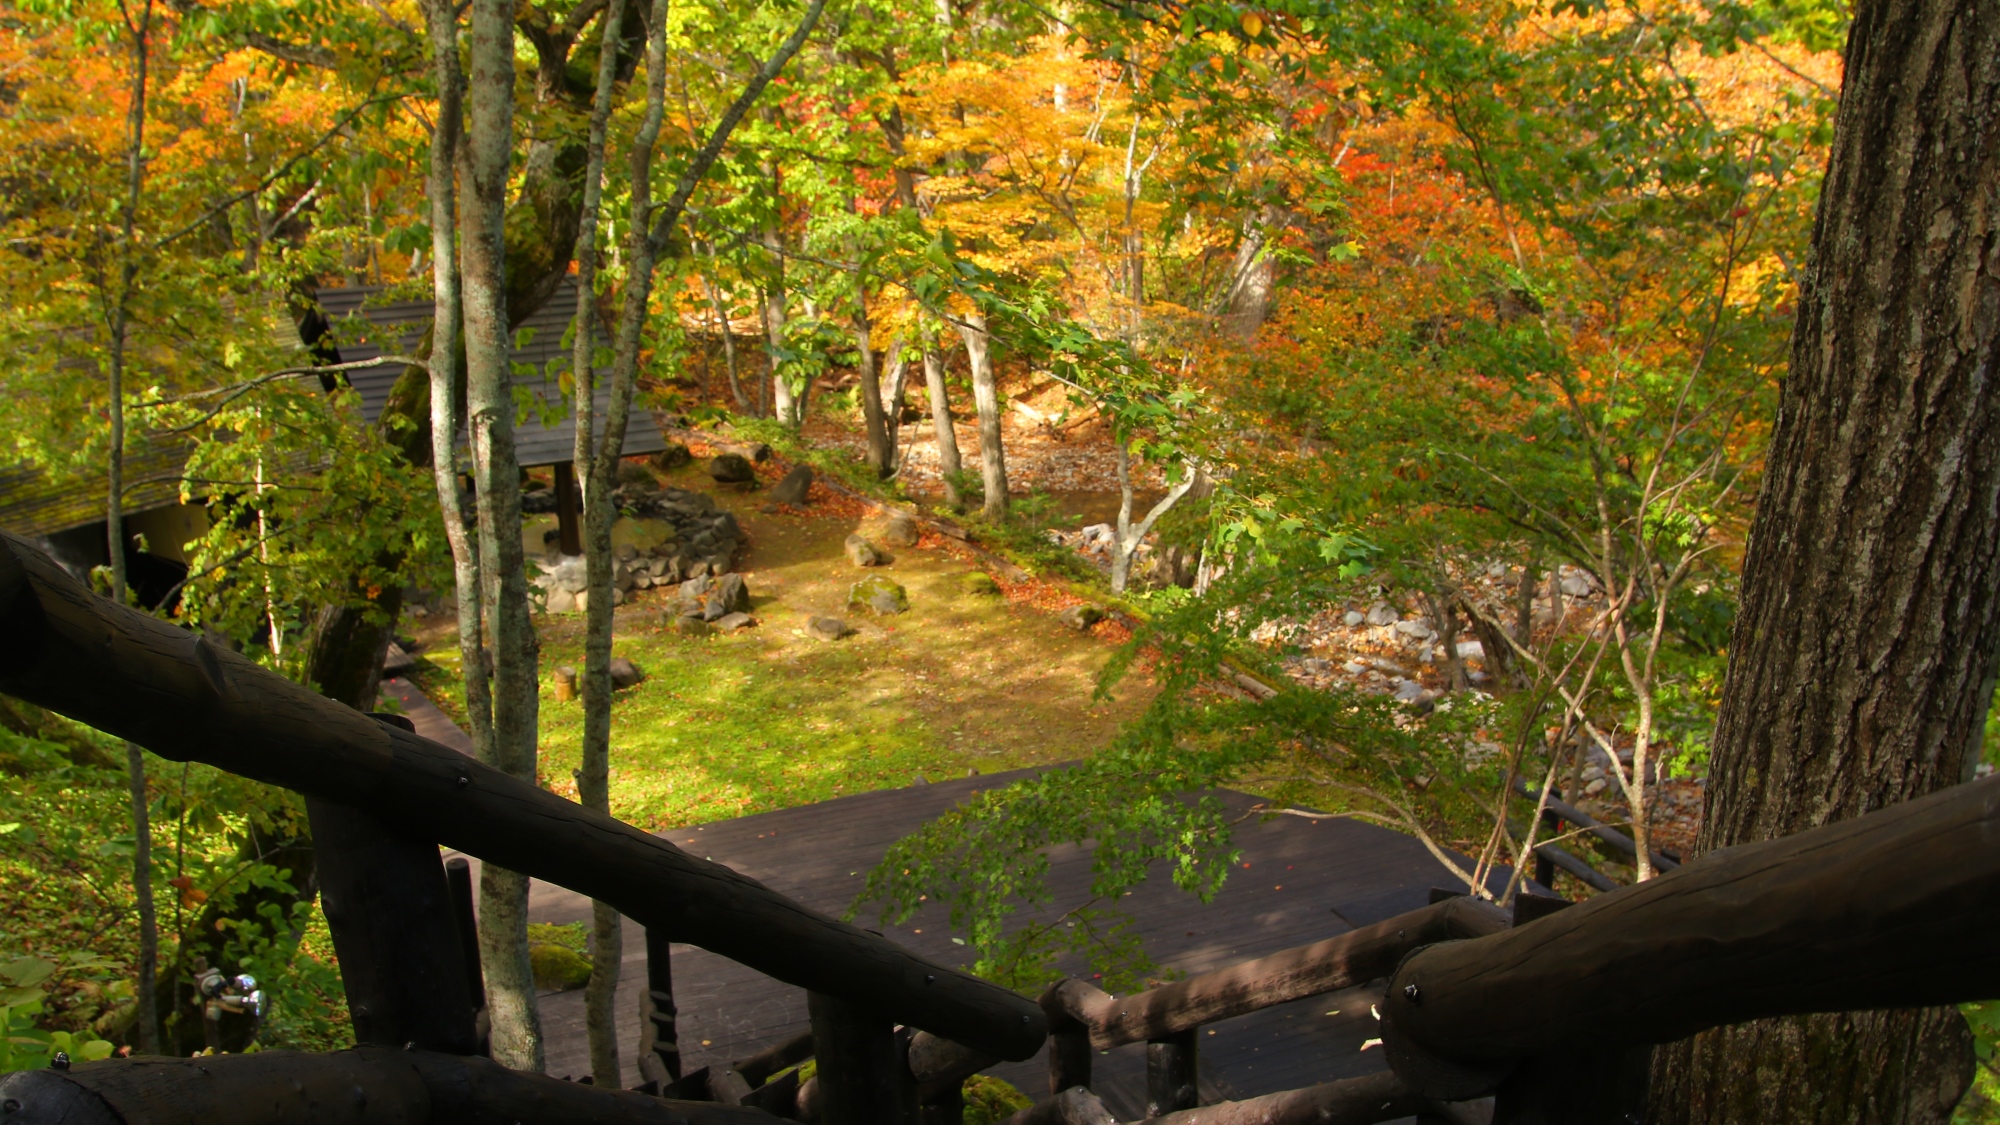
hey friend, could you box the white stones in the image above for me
[1365,603,1401,626]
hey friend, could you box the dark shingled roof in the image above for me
[0,436,194,538]
[314,277,668,468]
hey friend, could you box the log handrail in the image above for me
[0,533,1045,1061]
[1041,896,1508,1051]
[0,1047,777,1125]
[1383,772,2000,1099]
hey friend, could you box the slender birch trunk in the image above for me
[954,309,1006,517]
[920,324,963,511]
[460,0,543,1072]
[563,0,632,1085]
[106,0,160,1056]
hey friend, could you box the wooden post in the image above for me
[307,719,477,1054]
[808,991,916,1125]
[1145,1029,1199,1115]
[640,928,682,1083]
[443,856,485,1009]
[554,460,583,556]
[1049,1022,1092,1097]
[1533,806,1558,890]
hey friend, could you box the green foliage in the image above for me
[1957,1002,2000,1125]
[527,923,594,992]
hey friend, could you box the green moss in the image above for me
[848,575,910,616]
[528,922,592,991]
[959,572,1003,597]
[962,1074,1033,1124]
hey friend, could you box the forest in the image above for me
[1,0,1996,1120]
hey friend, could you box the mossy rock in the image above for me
[959,571,1002,597]
[962,1074,1033,1124]
[527,922,592,991]
[848,575,909,616]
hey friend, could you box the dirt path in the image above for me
[407,458,1152,833]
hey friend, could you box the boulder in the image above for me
[545,588,577,614]
[1394,618,1434,640]
[1365,602,1400,626]
[529,941,592,992]
[714,612,755,632]
[612,517,676,555]
[618,461,658,490]
[1343,610,1367,627]
[1560,572,1595,597]
[673,614,712,637]
[1058,604,1105,631]
[674,576,712,614]
[808,616,854,641]
[609,658,645,689]
[849,575,909,616]
[771,465,813,506]
[536,555,589,594]
[878,512,920,547]
[702,573,752,621]
[960,571,1003,597]
[651,443,692,471]
[709,453,755,483]
[844,534,881,567]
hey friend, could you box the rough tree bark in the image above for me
[853,266,891,477]
[1647,0,1999,1119]
[954,309,1007,517]
[461,0,544,1072]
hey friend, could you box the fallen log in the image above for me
[1046,897,1507,1051]
[0,534,1046,1061]
[0,1048,774,1125]
[1128,1071,1430,1125]
[1384,772,2000,1098]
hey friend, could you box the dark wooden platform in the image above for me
[498,769,1514,1119]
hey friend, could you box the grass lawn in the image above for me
[407,461,1151,833]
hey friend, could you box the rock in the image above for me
[703,573,751,620]
[960,571,1003,596]
[1341,660,1368,675]
[1394,618,1434,640]
[709,453,755,483]
[849,575,910,616]
[1058,604,1105,631]
[1392,678,1428,703]
[612,517,676,555]
[714,612,755,631]
[574,589,590,614]
[529,941,592,992]
[536,555,590,594]
[1343,610,1367,627]
[808,616,854,641]
[1584,777,1609,797]
[673,614,712,637]
[879,512,919,547]
[1366,602,1400,626]
[1560,571,1595,597]
[618,461,658,490]
[844,534,881,567]
[553,666,577,702]
[609,657,645,689]
[546,588,576,614]
[1455,640,1485,660]
[771,465,813,505]
[651,443,692,471]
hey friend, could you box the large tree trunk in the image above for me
[462,0,544,1073]
[954,310,1007,518]
[1647,0,1999,1120]
[853,271,890,477]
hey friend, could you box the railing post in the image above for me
[638,927,682,1085]
[1039,979,1098,1096]
[808,991,917,1125]
[1533,804,1559,889]
[308,716,477,1054]
[1145,1028,1199,1115]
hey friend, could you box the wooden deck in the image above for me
[384,677,1510,1119]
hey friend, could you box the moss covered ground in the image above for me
[406,458,1150,833]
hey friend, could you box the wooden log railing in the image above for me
[0,532,1043,1062]
[1383,770,2000,1110]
